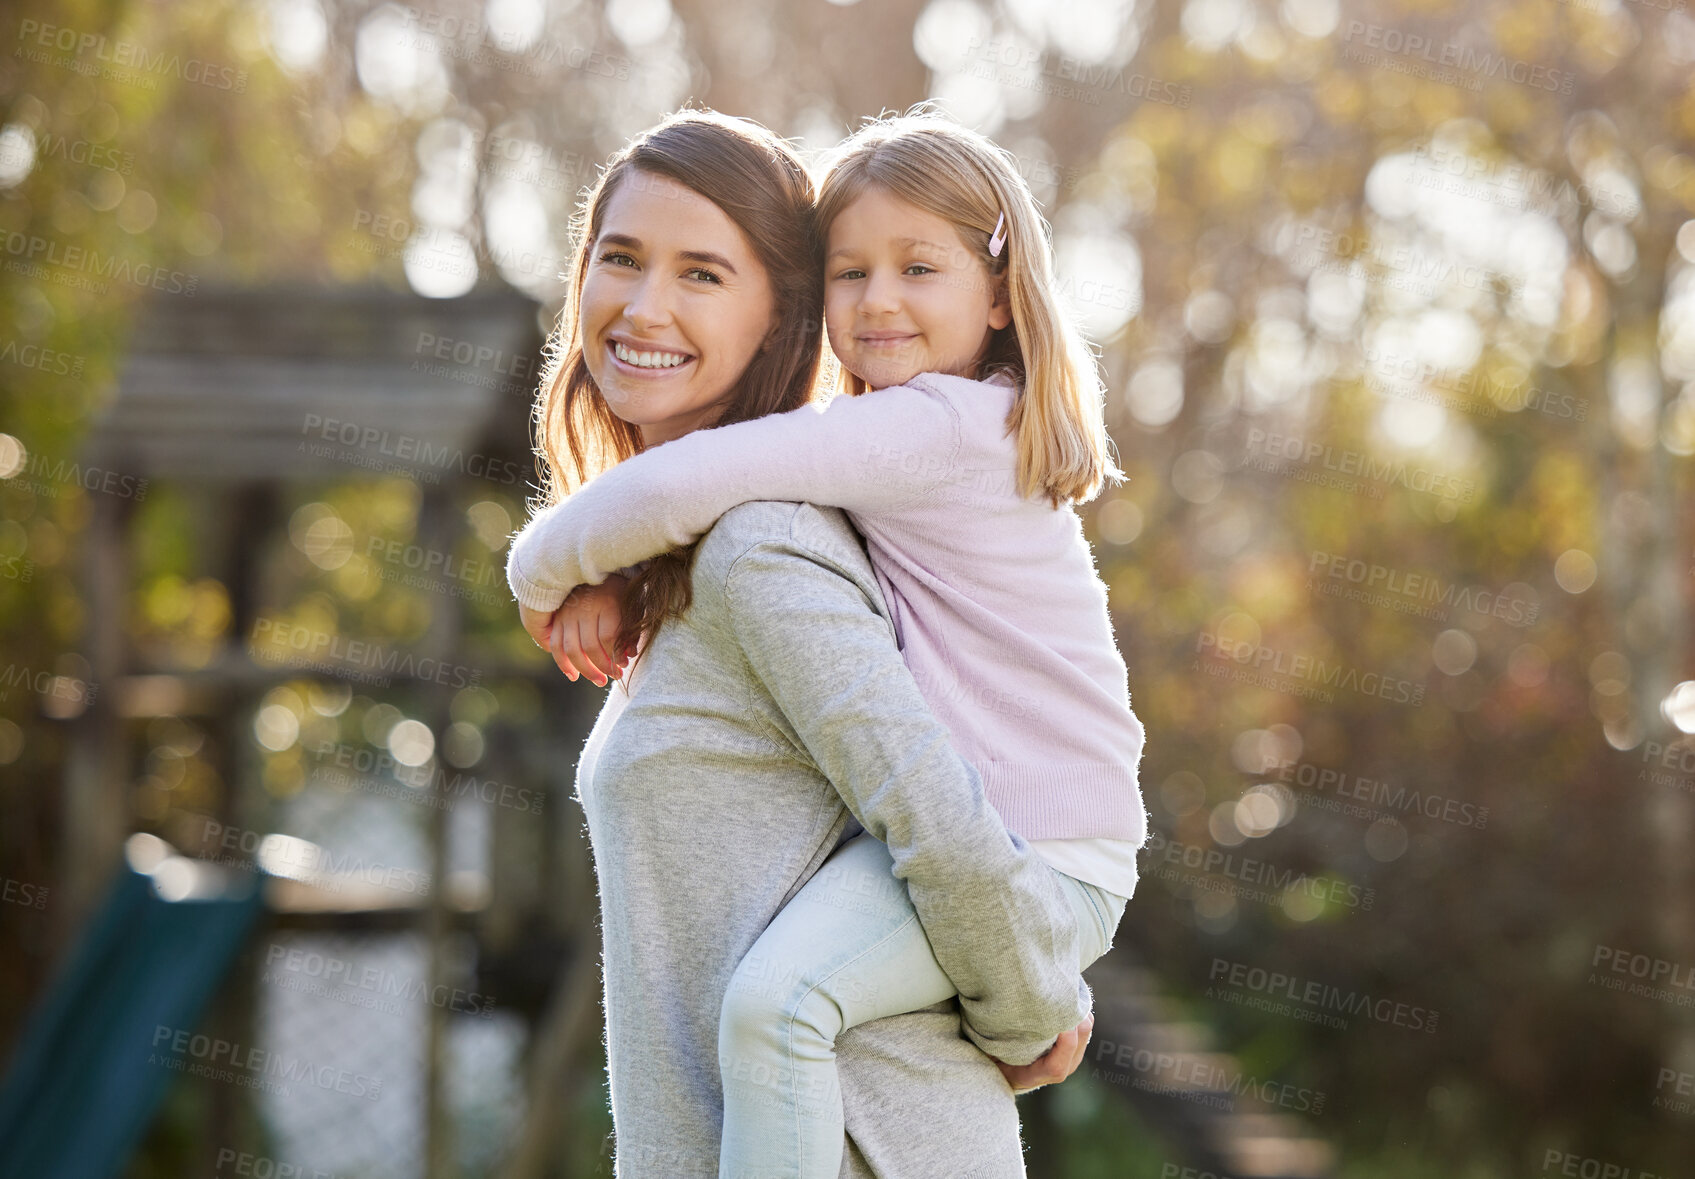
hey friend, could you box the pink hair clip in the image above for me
[989,211,1007,257]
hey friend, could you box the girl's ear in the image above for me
[988,273,1013,331]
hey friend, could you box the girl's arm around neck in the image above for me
[505,383,959,612]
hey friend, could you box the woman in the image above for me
[513,110,1092,1177]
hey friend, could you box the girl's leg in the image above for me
[1049,872,1129,971]
[717,832,957,1179]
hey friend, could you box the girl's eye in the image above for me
[686,267,723,284]
[905,264,936,276]
[832,268,866,281]
[598,251,636,268]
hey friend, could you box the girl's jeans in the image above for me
[716,831,1128,1179]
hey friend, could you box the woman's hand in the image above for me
[993,1013,1094,1094]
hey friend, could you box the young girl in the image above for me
[507,111,1147,1178]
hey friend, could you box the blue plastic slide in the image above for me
[0,841,264,1179]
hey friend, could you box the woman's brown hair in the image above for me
[526,109,824,661]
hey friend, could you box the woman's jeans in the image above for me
[717,831,1128,1179]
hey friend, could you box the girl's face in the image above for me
[580,168,776,447]
[823,185,1012,391]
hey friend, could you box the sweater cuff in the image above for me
[958,976,1092,1067]
[507,558,568,613]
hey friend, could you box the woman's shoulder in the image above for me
[693,501,883,605]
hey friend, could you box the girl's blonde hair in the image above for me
[815,106,1122,506]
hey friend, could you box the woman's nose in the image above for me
[623,276,671,328]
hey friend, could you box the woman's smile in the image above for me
[607,335,697,374]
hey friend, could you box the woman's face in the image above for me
[580,168,777,447]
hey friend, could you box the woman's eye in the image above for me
[686,267,723,284]
[598,251,636,268]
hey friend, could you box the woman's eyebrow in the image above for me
[600,231,739,276]
[678,249,738,276]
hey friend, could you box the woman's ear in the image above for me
[759,313,784,353]
[989,274,1013,332]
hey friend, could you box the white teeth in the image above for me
[614,341,690,369]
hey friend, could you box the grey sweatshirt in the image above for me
[572,500,1091,1178]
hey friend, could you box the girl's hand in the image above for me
[993,1012,1094,1094]
[518,602,558,656]
[528,575,632,686]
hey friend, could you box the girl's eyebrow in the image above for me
[600,231,739,275]
[826,236,949,261]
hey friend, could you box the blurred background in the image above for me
[1,0,1693,1176]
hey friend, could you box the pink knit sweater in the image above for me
[507,370,1147,844]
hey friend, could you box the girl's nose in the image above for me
[858,269,902,316]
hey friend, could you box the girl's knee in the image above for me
[720,971,785,1059]
[719,970,842,1070]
